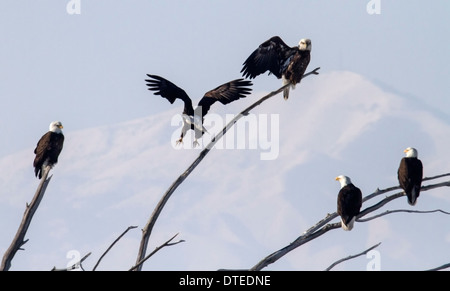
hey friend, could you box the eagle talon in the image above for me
[175,138,184,146]
[193,140,200,148]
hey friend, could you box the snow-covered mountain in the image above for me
[1,71,449,271]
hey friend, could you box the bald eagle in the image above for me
[241,36,311,100]
[398,147,423,206]
[33,121,64,179]
[336,175,363,231]
[145,75,252,147]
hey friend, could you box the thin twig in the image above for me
[363,172,450,202]
[51,252,92,271]
[92,225,138,271]
[134,67,321,270]
[358,209,450,222]
[129,233,185,271]
[423,172,450,182]
[1,166,52,271]
[325,242,382,271]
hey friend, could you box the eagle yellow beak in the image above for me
[335,177,340,181]
[59,125,64,129]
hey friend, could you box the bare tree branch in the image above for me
[425,262,450,271]
[296,173,449,238]
[423,172,450,182]
[1,166,52,271]
[129,233,185,271]
[92,225,138,271]
[358,209,450,222]
[134,68,321,270]
[325,242,382,271]
[249,175,450,271]
[361,173,450,202]
[51,252,92,271]
[422,180,450,191]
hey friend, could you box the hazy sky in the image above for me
[1,1,450,271]
[1,1,449,156]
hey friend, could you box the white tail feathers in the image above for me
[341,217,356,231]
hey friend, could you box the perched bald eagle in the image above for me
[398,147,423,206]
[33,121,64,179]
[241,36,311,100]
[336,175,363,231]
[145,74,252,147]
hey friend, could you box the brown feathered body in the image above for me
[33,125,64,179]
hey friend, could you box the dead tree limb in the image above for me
[358,209,450,222]
[249,175,450,271]
[1,166,52,271]
[325,242,382,271]
[134,67,321,270]
[92,225,138,271]
[362,173,450,202]
[423,172,450,182]
[129,233,185,271]
[425,262,450,271]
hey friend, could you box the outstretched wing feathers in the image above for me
[203,79,253,104]
[146,75,252,118]
[145,74,194,116]
[145,74,190,104]
[241,36,293,79]
[197,79,253,117]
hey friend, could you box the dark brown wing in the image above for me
[33,132,64,178]
[241,36,295,79]
[196,79,252,118]
[337,184,363,226]
[34,132,50,168]
[398,157,423,205]
[145,74,194,116]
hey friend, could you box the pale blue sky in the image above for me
[1,1,450,271]
[1,1,449,157]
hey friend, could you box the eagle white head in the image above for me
[404,147,418,158]
[49,121,64,134]
[299,38,312,51]
[335,175,352,188]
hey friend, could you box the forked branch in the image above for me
[130,233,185,271]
